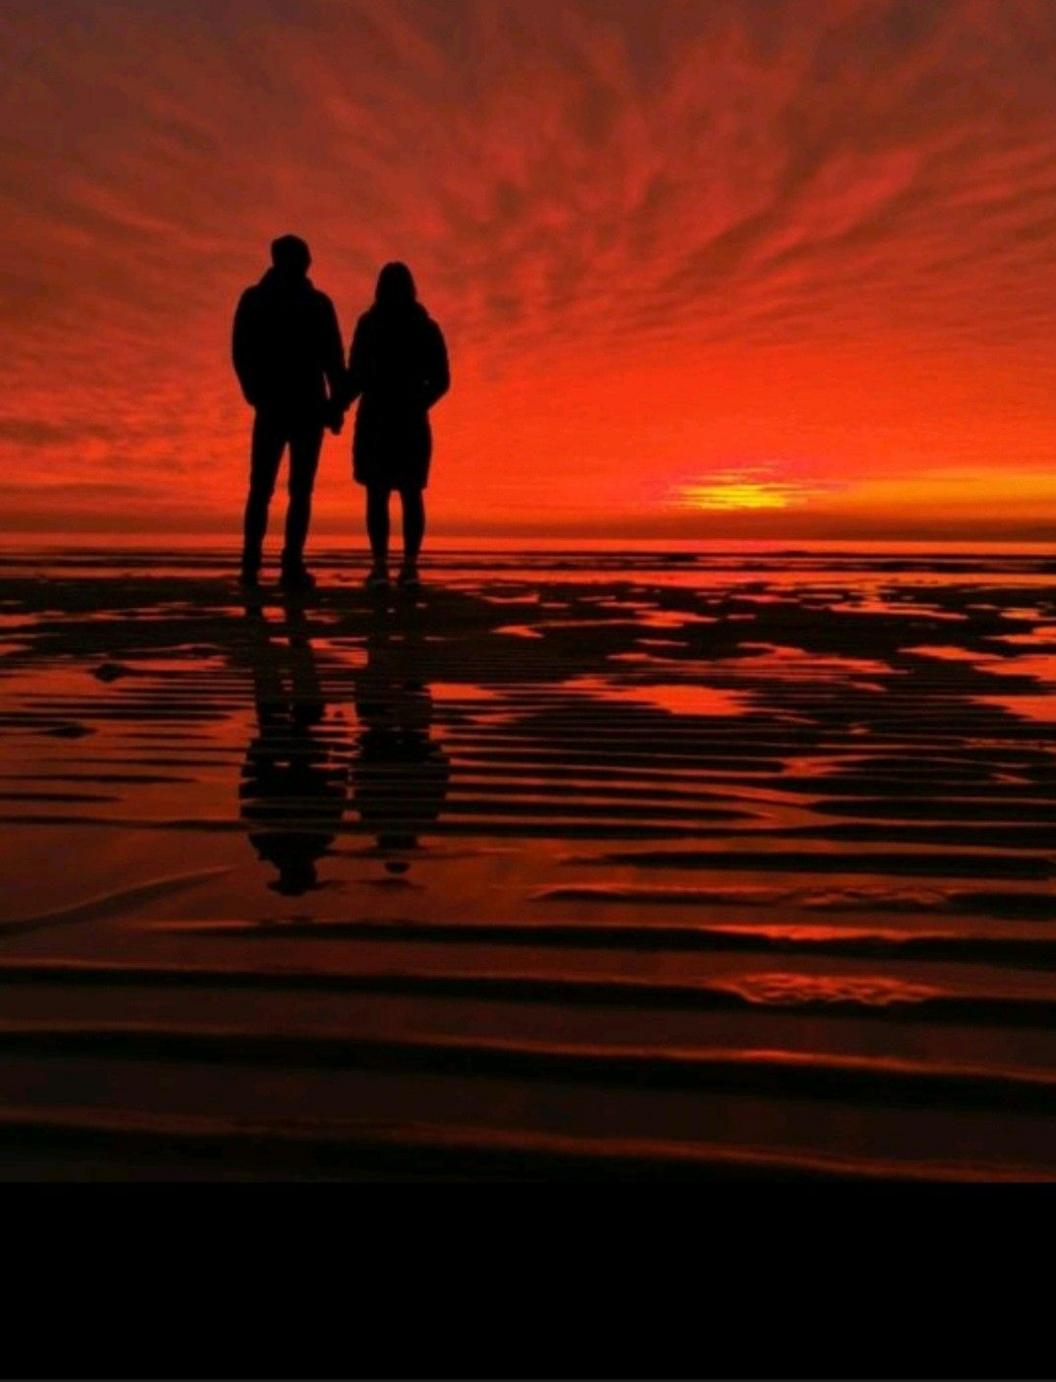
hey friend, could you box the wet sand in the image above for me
[0,544,1054,1179]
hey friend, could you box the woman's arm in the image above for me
[422,322,450,410]
[343,317,368,407]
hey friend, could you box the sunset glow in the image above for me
[685,484,792,511]
[677,468,824,511]
[3,0,1056,538]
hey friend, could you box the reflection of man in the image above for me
[351,614,450,874]
[239,605,348,896]
[232,234,346,592]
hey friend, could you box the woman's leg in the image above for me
[366,486,390,568]
[400,487,425,567]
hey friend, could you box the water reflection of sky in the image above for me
[4,544,1056,1177]
[0,547,1054,932]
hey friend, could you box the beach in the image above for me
[0,542,1054,1179]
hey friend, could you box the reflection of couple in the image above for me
[233,235,450,594]
[239,604,450,894]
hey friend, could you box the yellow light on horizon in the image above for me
[679,481,794,510]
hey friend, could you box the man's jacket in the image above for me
[233,267,344,417]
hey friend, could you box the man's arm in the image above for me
[321,296,346,403]
[231,290,260,407]
[422,322,450,410]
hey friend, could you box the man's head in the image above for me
[270,234,311,277]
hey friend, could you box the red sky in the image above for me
[3,0,1056,539]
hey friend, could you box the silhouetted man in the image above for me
[233,235,344,590]
[238,604,349,895]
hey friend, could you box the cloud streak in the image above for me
[2,0,1056,534]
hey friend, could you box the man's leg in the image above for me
[243,412,285,577]
[283,422,324,575]
[366,486,391,569]
[400,488,425,568]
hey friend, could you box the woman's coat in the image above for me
[345,301,450,490]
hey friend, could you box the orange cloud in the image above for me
[2,0,1056,537]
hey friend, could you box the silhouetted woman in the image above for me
[344,263,450,589]
[351,611,450,875]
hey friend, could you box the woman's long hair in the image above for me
[374,261,417,308]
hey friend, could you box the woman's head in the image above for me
[375,261,417,307]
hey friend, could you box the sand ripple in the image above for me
[0,546,1054,1177]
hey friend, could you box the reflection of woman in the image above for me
[343,262,450,591]
[351,620,450,874]
[239,607,348,896]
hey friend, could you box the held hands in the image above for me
[324,395,348,435]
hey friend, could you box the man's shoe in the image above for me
[397,565,421,589]
[365,566,390,590]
